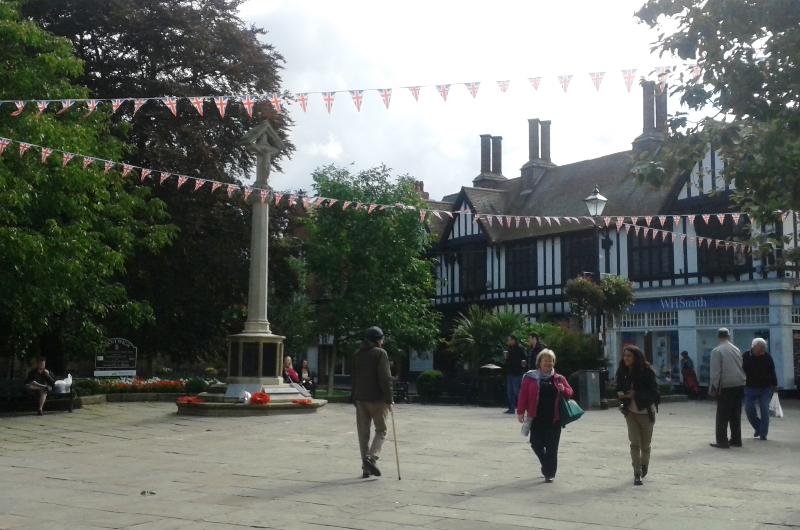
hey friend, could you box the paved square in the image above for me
[1,399,799,529]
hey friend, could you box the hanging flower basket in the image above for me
[250,392,271,405]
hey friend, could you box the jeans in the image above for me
[507,375,522,412]
[530,420,561,479]
[744,387,772,439]
[715,386,744,445]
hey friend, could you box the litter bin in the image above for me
[477,364,504,407]
[577,370,601,410]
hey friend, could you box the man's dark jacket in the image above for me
[351,340,393,404]
[506,345,528,377]
[527,341,546,369]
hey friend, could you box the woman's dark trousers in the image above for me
[530,421,561,478]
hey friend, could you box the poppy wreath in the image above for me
[292,398,313,405]
[250,392,271,405]
[177,396,206,404]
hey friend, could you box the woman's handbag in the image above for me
[558,396,584,427]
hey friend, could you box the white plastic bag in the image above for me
[769,393,784,419]
[63,374,72,393]
[242,391,252,405]
[520,417,532,437]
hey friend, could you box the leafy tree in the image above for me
[448,305,526,378]
[303,165,440,395]
[0,1,172,374]
[521,322,600,379]
[632,0,800,246]
[23,0,299,368]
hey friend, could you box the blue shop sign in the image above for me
[629,292,769,312]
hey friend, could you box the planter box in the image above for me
[74,394,106,406]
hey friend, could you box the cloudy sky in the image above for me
[239,0,682,202]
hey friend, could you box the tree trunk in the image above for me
[326,338,338,396]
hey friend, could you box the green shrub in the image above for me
[605,384,618,399]
[659,383,673,396]
[416,370,444,402]
[568,372,580,402]
[521,322,600,379]
[185,378,209,394]
[74,379,101,397]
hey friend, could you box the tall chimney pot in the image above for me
[540,121,551,162]
[480,134,491,173]
[528,118,540,160]
[642,81,656,132]
[491,136,502,174]
[655,83,668,133]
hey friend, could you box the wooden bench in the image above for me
[393,377,410,404]
[0,379,75,413]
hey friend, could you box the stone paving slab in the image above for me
[1,400,800,529]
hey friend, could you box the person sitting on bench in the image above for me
[24,358,56,415]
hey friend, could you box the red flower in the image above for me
[292,399,313,405]
[250,392,271,405]
[177,396,206,404]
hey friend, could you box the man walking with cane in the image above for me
[351,326,394,478]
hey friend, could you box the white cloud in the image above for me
[305,133,343,159]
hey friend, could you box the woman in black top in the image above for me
[616,346,659,486]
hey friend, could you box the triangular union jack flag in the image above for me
[496,80,510,92]
[61,152,75,167]
[10,101,25,116]
[142,169,154,182]
[322,92,335,114]
[82,157,95,170]
[261,190,268,204]
[528,77,541,90]
[659,215,667,226]
[58,99,74,114]
[156,171,166,184]
[716,213,726,224]
[465,82,480,98]
[0,138,10,155]
[112,99,123,113]
[621,69,637,93]
[243,187,253,202]
[83,99,99,118]
[122,164,133,177]
[296,93,309,113]
[189,97,204,116]
[302,196,313,209]
[35,100,50,115]
[177,176,188,188]
[133,98,147,115]
[702,214,711,224]
[161,97,178,116]
[214,96,229,118]
[227,184,236,198]
[104,161,114,174]
[269,93,283,114]
[342,201,352,210]
[211,182,221,194]
[19,143,31,157]
[349,90,364,112]
[194,179,205,192]
[407,86,421,101]
[273,193,283,205]
[436,84,451,101]
[40,148,53,163]
[589,72,605,91]
[240,95,255,117]
[378,88,392,109]
[558,75,573,93]
[732,213,741,225]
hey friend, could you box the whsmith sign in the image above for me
[629,293,769,312]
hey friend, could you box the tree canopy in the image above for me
[0,1,172,371]
[633,0,800,235]
[23,0,299,367]
[303,165,440,393]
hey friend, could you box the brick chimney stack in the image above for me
[540,121,552,162]
[528,118,540,160]
[520,118,556,190]
[632,80,664,155]
[491,136,502,175]
[473,133,508,189]
[414,180,429,200]
[480,134,491,174]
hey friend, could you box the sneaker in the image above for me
[37,410,43,416]
[634,475,643,486]
[362,457,381,477]
[641,465,648,479]
[754,431,760,438]
[545,477,554,483]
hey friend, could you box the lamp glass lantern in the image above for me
[584,185,608,217]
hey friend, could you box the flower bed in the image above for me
[100,377,187,394]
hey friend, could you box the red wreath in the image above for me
[250,392,271,405]
[292,398,313,405]
[177,396,206,404]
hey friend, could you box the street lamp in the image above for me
[585,184,610,410]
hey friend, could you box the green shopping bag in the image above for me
[558,396,584,427]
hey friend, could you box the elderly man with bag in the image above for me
[351,326,394,478]
[708,328,747,449]
[742,338,779,441]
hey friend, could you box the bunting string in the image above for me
[0,135,771,254]
[0,65,700,118]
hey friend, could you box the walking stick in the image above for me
[390,406,401,480]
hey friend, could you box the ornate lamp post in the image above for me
[584,185,610,410]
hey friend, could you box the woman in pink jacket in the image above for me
[517,349,574,483]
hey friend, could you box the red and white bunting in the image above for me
[732,213,741,225]
[690,236,695,244]
[323,92,335,114]
[589,72,604,91]
[40,148,53,163]
[327,199,337,207]
[296,93,309,113]
[634,226,641,236]
[315,197,325,206]
[702,214,710,224]
[122,164,133,177]
[525,217,531,227]
[61,152,74,167]
[545,217,552,226]
[354,202,362,211]
[240,95,255,117]
[659,215,667,226]
[104,161,114,173]
[261,190,268,204]
[343,201,352,210]
[189,97,204,116]
[134,98,147,115]
[18,143,31,157]
[496,80,510,92]
[688,215,695,225]
[194,179,205,192]
[670,233,676,242]
[161,97,177,116]
[681,234,686,243]
[227,184,236,198]
[111,99,123,113]
[349,90,364,112]
[604,217,611,227]
[303,197,313,209]
[269,93,283,114]
[289,195,297,206]
[82,157,94,170]
[177,176,188,188]
[529,77,541,90]
[487,215,493,226]
[535,217,541,226]
[515,216,520,228]
[83,99,99,118]
[368,204,377,214]
[444,211,453,218]
[0,138,11,155]
[616,217,624,230]
[11,101,25,116]
[558,75,573,93]
[643,227,650,238]
[624,225,631,234]
[716,213,725,224]
[621,69,637,92]
[472,214,480,224]
[436,84,451,101]
[673,216,681,226]
[211,182,221,194]
[554,217,561,225]
[420,210,426,223]
[214,96,228,118]
[379,88,392,109]
[243,187,253,202]
[629,216,638,225]
[58,99,74,115]
[465,82,480,98]
[407,86,421,101]
[781,212,789,222]
[645,216,652,226]
[35,100,50,115]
